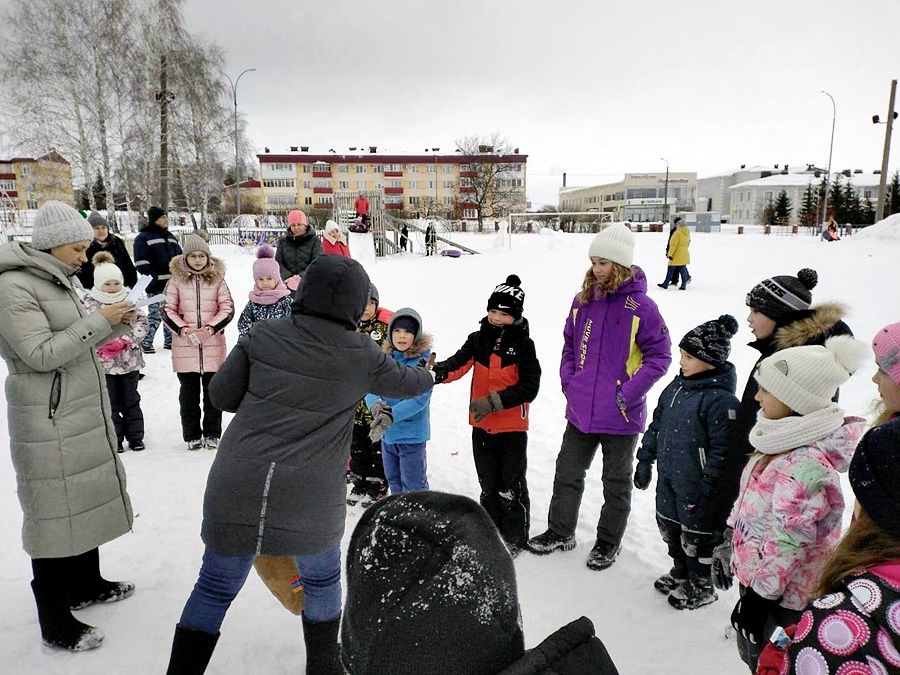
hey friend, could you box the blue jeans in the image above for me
[381,441,428,493]
[179,546,342,634]
[144,301,172,349]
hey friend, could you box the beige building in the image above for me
[559,172,697,222]
[0,151,74,212]
[222,178,264,215]
[257,149,528,218]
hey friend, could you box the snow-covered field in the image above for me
[0,225,896,674]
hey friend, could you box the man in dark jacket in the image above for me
[342,491,618,675]
[165,255,435,675]
[76,211,137,289]
[132,206,181,352]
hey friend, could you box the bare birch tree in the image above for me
[454,133,522,231]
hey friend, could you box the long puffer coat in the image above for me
[162,255,234,373]
[274,228,323,279]
[0,242,133,558]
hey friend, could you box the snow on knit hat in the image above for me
[679,314,739,367]
[181,233,211,257]
[341,491,524,675]
[588,223,635,268]
[746,268,818,320]
[487,274,525,319]
[849,417,900,537]
[754,335,868,414]
[252,243,280,279]
[87,210,108,228]
[31,201,94,251]
[287,209,307,227]
[872,321,900,386]
[146,206,165,227]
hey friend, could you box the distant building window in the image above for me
[27,199,38,209]
[409,196,420,205]
[303,180,311,189]
[385,163,402,172]
[427,165,436,173]
[375,165,384,173]
[389,179,402,188]
[20,165,32,176]
[410,181,419,189]
[0,180,15,192]
[356,165,366,173]
[338,165,349,173]
[356,181,366,190]
[266,194,296,206]
[301,164,311,173]
[764,191,773,202]
[304,196,312,205]
[339,180,349,189]
[443,181,454,189]
[443,196,452,205]
[410,165,419,173]
[264,162,292,172]
[314,179,330,189]
[262,178,295,188]
[443,165,454,174]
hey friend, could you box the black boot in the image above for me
[302,613,342,675]
[68,548,135,610]
[166,624,220,674]
[30,579,104,651]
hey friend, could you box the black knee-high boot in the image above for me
[166,624,220,675]
[30,579,104,651]
[302,613,342,675]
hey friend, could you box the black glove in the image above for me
[633,460,653,490]
[432,366,448,384]
[711,529,734,591]
[731,587,781,645]
[469,392,503,422]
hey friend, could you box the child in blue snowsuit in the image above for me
[633,315,741,611]
[365,308,433,494]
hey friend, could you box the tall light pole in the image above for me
[874,79,897,223]
[820,91,836,230]
[660,157,669,224]
[225,68,255,217]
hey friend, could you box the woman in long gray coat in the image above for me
[0,201,136,652]
[165,255,435,675]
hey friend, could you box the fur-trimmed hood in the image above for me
[169,254,226,284]
[773,302,848,350]
[383,333,433,359]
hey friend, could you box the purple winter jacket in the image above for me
[560,266,672,435]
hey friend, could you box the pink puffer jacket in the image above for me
[162,255,234,373]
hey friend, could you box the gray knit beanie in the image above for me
[87,211,108,228]
[31,201,94,250]
[181,234,211,256]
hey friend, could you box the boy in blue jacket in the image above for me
[366,308,433,494]
[633,315,741,611]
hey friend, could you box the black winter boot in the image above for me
[165,624,220,674]
[31,579,104,651]
[667,573,718,610]
[68,548,135,610]
[302,613,342,675]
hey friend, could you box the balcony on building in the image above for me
[459,186,475,193]
[459,171,476,178]
[313,186,333,194]
[384,170,403,177]
[385,203,404,209]
[312,171,332,178]
[384,187,404,195]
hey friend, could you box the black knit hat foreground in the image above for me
[849,417,900,538]
[487,274,525,319]
[746,268,818,320]
[341,491,524,675]
[679,314,739,367]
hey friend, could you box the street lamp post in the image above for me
[225,68,256,218]
[660,157,669,225]
[820,91,836,232]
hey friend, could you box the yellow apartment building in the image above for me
[0,151,74,212]
[257,148,528,219]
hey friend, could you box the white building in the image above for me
[697,166,772,215]
[559,172,697,222]
[729,172,882,225]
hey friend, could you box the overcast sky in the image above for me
[183,0,900,206]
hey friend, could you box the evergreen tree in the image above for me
[889,171,900,216]
[797,184,818,227]
[862,197,876,224]
[842,182,860,224]
[828,175,844,222]
[762,201,777,226]
[91,172,106,210]
[773,189,792,224]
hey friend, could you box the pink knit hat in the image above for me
[873,321,900,386]
[287,209,307,227]
[253,244,280,280]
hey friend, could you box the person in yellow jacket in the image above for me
[658,217,691,290]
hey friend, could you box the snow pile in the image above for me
[853,212,900,241]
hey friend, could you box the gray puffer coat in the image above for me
[202,255,434,556]
[0,242,133,558]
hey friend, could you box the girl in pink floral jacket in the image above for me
[725,336,868,671]
[83,252,149,452]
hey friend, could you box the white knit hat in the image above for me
[588,223,635,268]
[325,219,340,234]
[754,335,869,414]
[31,201,94,250]
[92,252,124,288]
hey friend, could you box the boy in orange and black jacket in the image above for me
[433,275,541,556]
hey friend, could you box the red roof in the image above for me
[1,151,69,164]
[258,153,528,165]
[224,179,261,189]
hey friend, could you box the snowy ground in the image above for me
[0,226,896,674]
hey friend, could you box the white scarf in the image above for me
[89,287,129,304]
[748,405,845,455]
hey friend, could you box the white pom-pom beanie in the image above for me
[588,223,635,268]
[754,335,869,414]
